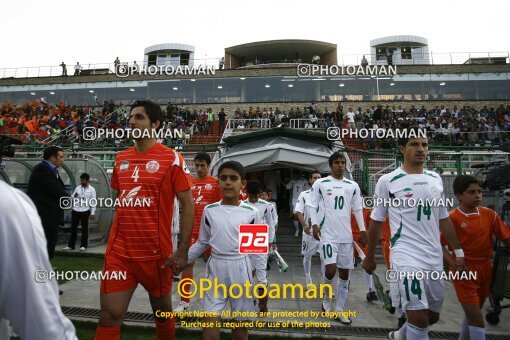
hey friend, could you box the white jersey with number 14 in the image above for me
[370,168,449,271]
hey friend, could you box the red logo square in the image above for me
[238,224,269,254]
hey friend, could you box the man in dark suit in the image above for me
[27,146,69,259]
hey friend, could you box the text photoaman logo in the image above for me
[362,197,455,209]
[297,64,397,77]
[327,128,427,141]
[115,64,215,78]
[83,127,184,141]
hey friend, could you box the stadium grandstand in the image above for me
[1,36,510,340]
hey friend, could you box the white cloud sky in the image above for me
[1,0,509,69]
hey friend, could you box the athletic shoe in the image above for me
[321,297,332,313]
[397,313,407,329]
[366,290,378,302]
[174,301,189,312]
[62,246,74,250]
[80,247,86,252]
[335,308,352,325]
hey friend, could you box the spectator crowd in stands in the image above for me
[1,99,509,148]
[0,100,225,147]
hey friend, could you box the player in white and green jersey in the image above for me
[287,171,310,236]
[261,188,278,232]
[363,132,466,340]
[185,161,262,340]
[243,180,276,312]
[307,152,366,325]
[294,170,323,287]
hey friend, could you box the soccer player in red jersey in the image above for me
[174,152,221,312]
[95,100,194,340]
[442,175,510,340]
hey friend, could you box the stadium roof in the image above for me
[222,128,331,146]
[211,128,336,174]
[225,39,336,58]
[224,39,337,67]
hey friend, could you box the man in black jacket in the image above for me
[27,146,69,259]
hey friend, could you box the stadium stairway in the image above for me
[189,121,224,144]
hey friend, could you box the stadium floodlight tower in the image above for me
[143,43,195,67]
[369,35,430,66]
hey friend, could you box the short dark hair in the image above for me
[218,161,245,180]
[453,175,481,195]
[308,169,321,179]
[246,180,261,195]
[43,146,63,160]
[194,152,212,165]
[328,152,345,167]
[397,128,428,148]
[80,173,90,181]
[130,100,163,131]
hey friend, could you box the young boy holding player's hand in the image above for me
[170,161,261,340]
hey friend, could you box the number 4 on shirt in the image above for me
[131,166,140,183]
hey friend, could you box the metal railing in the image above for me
[226,119,271,129]
[289,118,327,129]
[1,52,508,79]
[0,58,222,79]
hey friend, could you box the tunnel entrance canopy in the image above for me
[0,158,113,244]
[210,128,338,175]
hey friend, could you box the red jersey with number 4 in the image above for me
[107,143,192,261]
[192,175,221,233]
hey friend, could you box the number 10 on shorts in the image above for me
[239,224,269,254]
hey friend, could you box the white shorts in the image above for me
[250,253,268,285]
[392,264,444,313]
[319,241,354,269]
[204,256,257,314]
[301,233,320,256]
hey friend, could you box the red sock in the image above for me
[180,274,193,303]
[95,325,120,340]
[156,318,175,340]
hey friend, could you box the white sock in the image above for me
[406,323,428,340]
[364,272,373,293]
[323,275,333,299]
[320,260,325,279]
[397,307,404,318]
[468,325,485,340]
[303,256,312,278]
[458,317,470,340]
[334,279,349,311]
[394,321,407,340]
[293,220,300,233]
